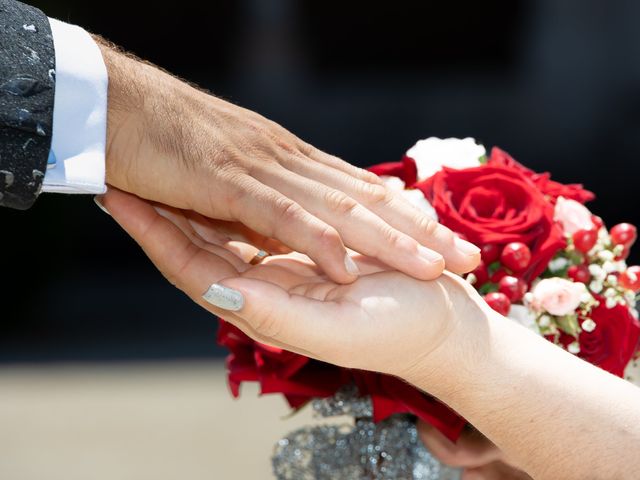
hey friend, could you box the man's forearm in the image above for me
[413,307,640,479]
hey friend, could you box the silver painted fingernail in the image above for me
[418,245,443,264]
[94,195,110,216]
[454,236,481,256]
[202,284,244,311]
[344,254,360,276]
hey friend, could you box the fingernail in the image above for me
[455,236,481,256]
[418,245,443,264]
[94,195,110,216]
[202,284,244,311]
[344,254,360,276]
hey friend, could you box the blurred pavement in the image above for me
[0,361,325,480]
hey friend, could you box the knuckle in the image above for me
[416,213,440,238]
[315,224,343,252]
[356,181,390,206]
[324,189,359,216]
[297,140,317,157]
[274,197,303,224]
[368,226,404,257]
[359,168,384,184]
[223,176,252,218]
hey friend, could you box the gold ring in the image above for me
[250,249,270,265]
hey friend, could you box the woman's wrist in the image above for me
[402,286,497,402]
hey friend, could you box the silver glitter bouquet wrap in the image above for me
[272,385,461,479]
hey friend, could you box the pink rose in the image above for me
[530,278,587,316]
[554,196,593,235]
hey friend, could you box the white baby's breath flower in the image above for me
[606,298,618,309]
[604,288,616,298]
[538,315,551,328]
[606,274,618,286]
[598,250,615,262]
[568,342,581,354]
[603,261,618,273]
[524,292,534,305]
[581,319,596,332]
[588,264,604,277]
[466,273,477,285]
[508,305,541,335]
[625,291,637,305]
[590,280,603,294]
[580,291,593,303]
[613,244,625,255]
[406,137,485,182]
[548,257,569,272]
[632,308,639,319]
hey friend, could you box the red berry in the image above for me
[567,264,591,284]
[500,242,532,273]
[481,243,501,264]
[471,261,489,286]
[498,275,527,302]
[591,215,604,230]
[619,266,640,292]
[490,268,509,283]
[572,228,598,253]
[610,223,637,247]
[484,292,511,316]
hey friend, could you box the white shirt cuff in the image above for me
[43,18,108,194]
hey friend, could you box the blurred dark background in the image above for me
[2,0,639,362]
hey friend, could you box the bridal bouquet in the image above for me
[218,137,640,442]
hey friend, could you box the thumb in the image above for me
[203,277,353,362]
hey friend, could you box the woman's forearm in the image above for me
[411,307,640,479]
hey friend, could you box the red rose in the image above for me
[368,155,417,186]
[577,299,640,377]
[416,163,566,281]
[217,321,346,408]
[489,147,595,204]
[218,321,466,441]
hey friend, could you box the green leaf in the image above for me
[478,154,488,165]
[556,314,581,338]
[479,283,499,295]
[487,261,501,276]
[566,250,585,265]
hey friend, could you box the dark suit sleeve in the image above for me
[0,0,55,210]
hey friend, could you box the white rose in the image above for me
[553,196,593,235]
[530,277,588,316]
[405,137,485,182]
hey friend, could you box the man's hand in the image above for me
[94,38,480,284]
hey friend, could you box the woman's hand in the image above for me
[95,38,480,285]
[99,188,483,382]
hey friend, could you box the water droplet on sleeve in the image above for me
[0,76,43,97]
[0,170,15,188]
